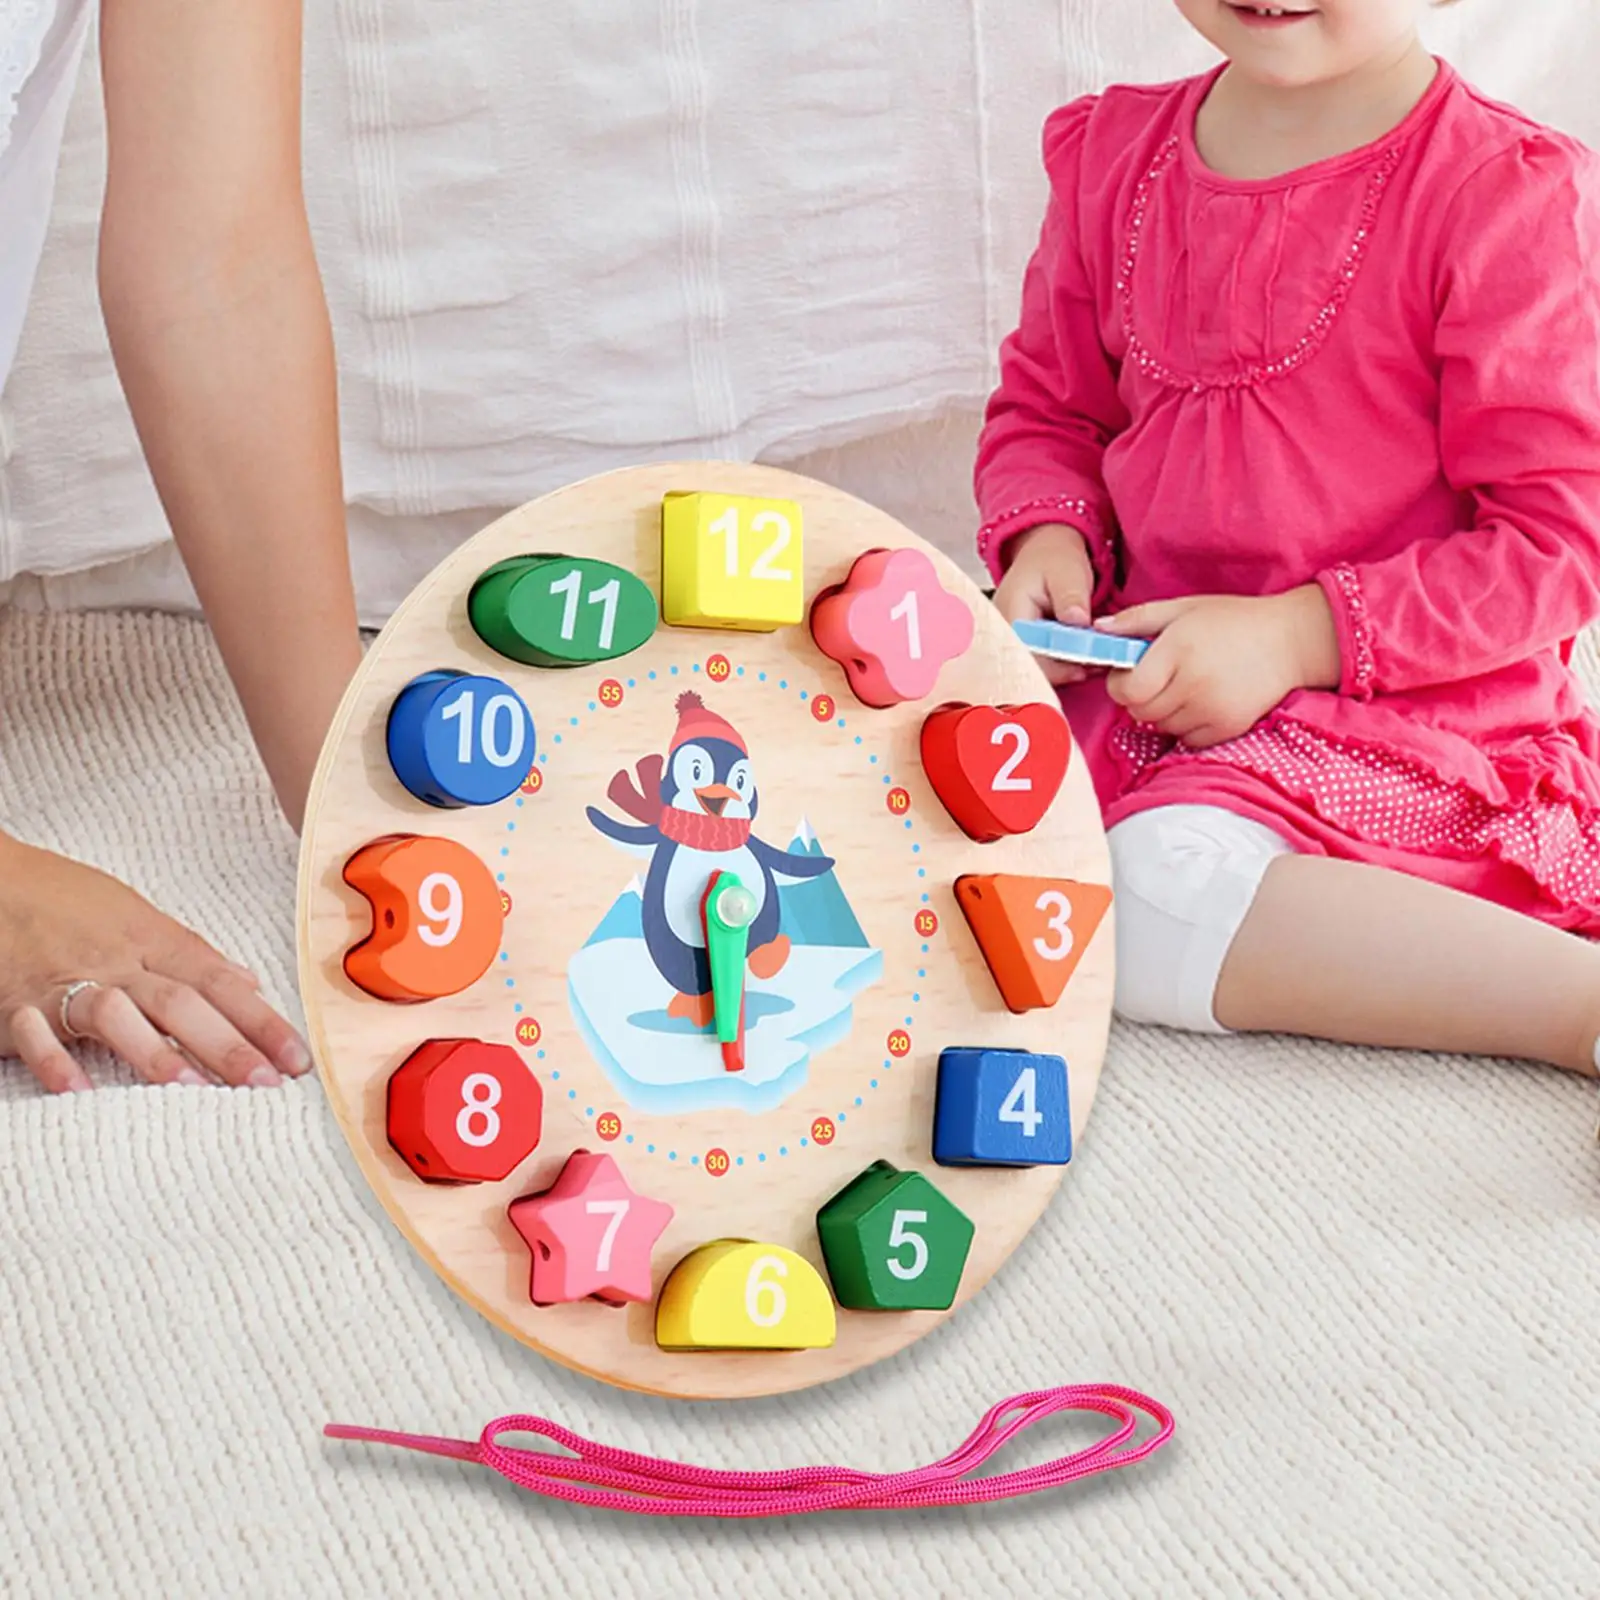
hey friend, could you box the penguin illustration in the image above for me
[587,692,835,1026]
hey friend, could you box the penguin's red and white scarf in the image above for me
[658,806,752,853]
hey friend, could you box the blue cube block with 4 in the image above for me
[933,1047,1072,1167]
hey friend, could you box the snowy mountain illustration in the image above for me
[569,824,882,1115]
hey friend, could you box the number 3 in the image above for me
[1033,889,1074,962]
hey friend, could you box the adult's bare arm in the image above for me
[97,0,362,830]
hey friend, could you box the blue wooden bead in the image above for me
[933,1047,1071,1167]
[386,670,536,809]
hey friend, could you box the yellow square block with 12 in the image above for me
[661,491,805,631]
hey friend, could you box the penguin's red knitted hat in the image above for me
[668,692,746,756]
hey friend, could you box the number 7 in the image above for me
[586,1198,630,1272]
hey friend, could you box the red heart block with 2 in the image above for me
[386,1039,543,1184]
[921,703,1072,842]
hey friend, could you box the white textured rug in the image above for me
[2,609,1597,1599]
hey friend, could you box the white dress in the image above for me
[0,0,91,393]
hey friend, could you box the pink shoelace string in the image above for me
[324,1384,1173,1518]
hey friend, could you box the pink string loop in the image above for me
[325,1384,1174,1519]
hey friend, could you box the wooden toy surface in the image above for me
[297,462,1114,1400]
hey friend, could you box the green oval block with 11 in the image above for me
[469,554,658,667]
[815,1161,975,1311]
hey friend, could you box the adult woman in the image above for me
[0,0,362,1091]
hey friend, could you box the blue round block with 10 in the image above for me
[387,669,536,808]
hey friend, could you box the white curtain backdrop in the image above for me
[0,1,1591,619]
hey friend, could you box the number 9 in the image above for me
[417,872,464,947]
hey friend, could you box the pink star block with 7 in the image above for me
[810,547,975,708]
[507,1151,674,1306]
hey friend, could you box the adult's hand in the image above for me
[0,833,310,1094]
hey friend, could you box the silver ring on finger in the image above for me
[59,979,103,1041]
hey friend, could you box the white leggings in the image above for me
[1108,804,1295,1034]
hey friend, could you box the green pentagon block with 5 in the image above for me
[469,554,657,667]
[815,1160,975,1311]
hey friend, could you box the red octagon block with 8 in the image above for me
[387,1039,543,1184]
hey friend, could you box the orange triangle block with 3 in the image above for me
[955,875,1113,1012]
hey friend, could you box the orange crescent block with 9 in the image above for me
[955,874,1113,1013]
[343,835,505,1002]
[655,1240,838,1351]
[386,1039,543,1184]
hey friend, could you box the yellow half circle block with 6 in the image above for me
[655,1240,838,1352]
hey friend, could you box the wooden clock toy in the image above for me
[297,462,1115,1400]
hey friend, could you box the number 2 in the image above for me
[886,1210,929,1281]
[586,1198,630,1273]
[998,1067,1043,1138]
[990,723,1032,792]
[1033,890,1074,962]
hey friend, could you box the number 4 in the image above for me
[998,1067,1043,1138]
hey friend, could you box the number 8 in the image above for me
[455,1073,502,1147]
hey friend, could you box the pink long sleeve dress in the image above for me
[977,61,1600,933]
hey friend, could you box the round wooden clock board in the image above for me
[297,461,1114,1400]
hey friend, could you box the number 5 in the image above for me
[886,1209,928,1281]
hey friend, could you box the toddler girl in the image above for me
[982,0,1600,1114]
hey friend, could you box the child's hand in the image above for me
[0,834,312,1094]
[991,523,1099,685]
[1098,586,1341,748]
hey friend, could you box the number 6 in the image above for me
[744,1254,788,1327]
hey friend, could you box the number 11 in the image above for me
[549,570,620,650]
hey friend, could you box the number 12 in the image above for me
[708,508,793,582]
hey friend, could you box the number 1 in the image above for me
[549,569,582,640]
[586,1198,630,1273]
[889,590,923,660]
[587,578,619,651]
